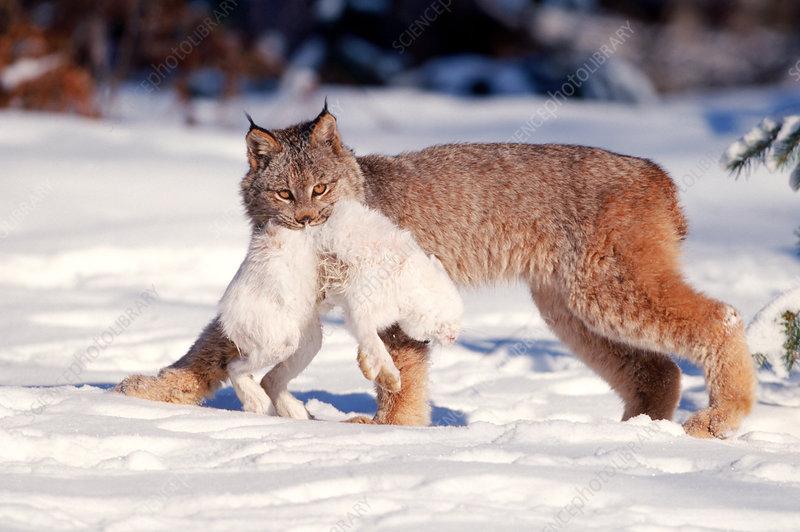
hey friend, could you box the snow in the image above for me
[395,54,539,96]
[767,115,800,174]
[721,112,800,190]
[721,116,781,172]
[579,57,658,104]
[747,286,800,378]
[3,84,800,530]
[0,54,62,91]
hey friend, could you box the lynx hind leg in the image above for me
[259,322,323,420]
[681,305,756,438]
[228,361,277,415]
[532,288,682,422]
[565,260,755,438]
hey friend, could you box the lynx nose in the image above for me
[296,214,313,225]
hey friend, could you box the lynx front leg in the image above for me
[375,325,431,425]
[348,324,432,426]
[260,322,323,420]
[114,317,236,405]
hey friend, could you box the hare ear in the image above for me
[245,114,281,170]
[309,103,342,153]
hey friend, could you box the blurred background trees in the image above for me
[1,0,798,119]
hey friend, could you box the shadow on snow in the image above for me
[204,386,468,426]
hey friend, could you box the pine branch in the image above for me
[752,351,772,370]
[781,310,800,373]
[722,117,782,177]
[791,164,800,192]
[766,115,800,173]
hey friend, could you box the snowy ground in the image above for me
[2,84,800,531]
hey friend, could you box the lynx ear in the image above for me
[309,105,342,153]
[245,116,281,170]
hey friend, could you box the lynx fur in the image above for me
[219,198,462,417]
[116,104,756,438]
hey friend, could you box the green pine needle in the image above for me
[723,117,782,177]
[768,117,800,173]
[780,310,800,373]
[752,351,772,370]
[753,310,800,373]
[790,164,800,192]
[795,225,800,254]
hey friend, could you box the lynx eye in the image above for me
[312,184,327,197]
[276,190,293,201]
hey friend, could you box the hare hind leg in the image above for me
[260,322,323,420]
[229,362,277,415]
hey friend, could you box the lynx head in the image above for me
[241,104,365,230]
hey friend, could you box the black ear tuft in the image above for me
[245,115,281,171]
[310,98,334,127]
[245,111,271,134]
[245,111,257,131]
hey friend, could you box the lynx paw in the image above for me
[683,407,742,439]
[345,416,376,424]
[375,365,402,393]
[114,370,206,405]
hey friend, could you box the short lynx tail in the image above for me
[648,160,689,240]
[114,317,237,404]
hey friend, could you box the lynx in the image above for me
[218,198,462,417]
[116,105,756,438]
